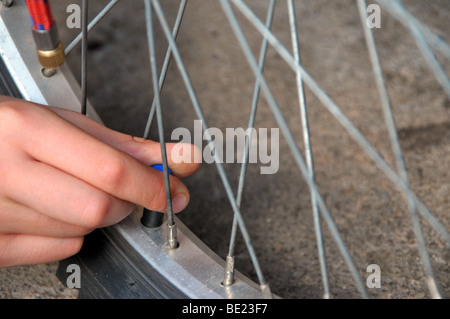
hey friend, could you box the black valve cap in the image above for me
[140,164,172,228]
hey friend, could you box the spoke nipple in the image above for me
[222,255,235,287]
[166,223,179,249]
[261,283,273,299]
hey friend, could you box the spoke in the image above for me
[357,0,441,298]
[221,0,369,298]
[229,0,450,245]
[144,0,177,248]
[409,16,450,61]
[376,0,450,97]
[143,0,188,139]
[287,0,329,299]
[65,0,120,56]
[81,0,88,115]
[150,0,272,298]
[223,0,276,288]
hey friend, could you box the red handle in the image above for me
[25,0,54,31]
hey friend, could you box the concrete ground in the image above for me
[0,0,448,298]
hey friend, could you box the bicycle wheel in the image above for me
[1,0,448,299]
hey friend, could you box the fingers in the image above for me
[2,101,191,216]
[47,105,202,178]
[3,156,135,228]
[0,234,83,267]
[0,97,202,268]
[119,139,202,178]
[0,198,92,237]
[2,97,201,177]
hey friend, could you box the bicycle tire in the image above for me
[1,0,449,299]
[0,0,264,299]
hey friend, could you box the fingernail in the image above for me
[172,193,188,213]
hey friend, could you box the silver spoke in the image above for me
[143,0,188,138]
[80,0,88,115]
[357,0,441,298]
[376,0,450,97]
[229,0,450,245]
[144,0,177,248]
[223,0,276,288]
[287,0,329,299]
[409,15,450,60]
[4,0,448,299]
[221,0,369,298]
[65,0,120,56]
[150,0,272,298]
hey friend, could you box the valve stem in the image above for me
[26,0,65,70]
[33,26,65,69]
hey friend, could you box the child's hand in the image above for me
[0,96,200,267]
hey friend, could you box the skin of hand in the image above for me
[0,96,201,267]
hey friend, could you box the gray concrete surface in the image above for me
[0,0,448,298]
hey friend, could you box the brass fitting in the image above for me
[36,41,65,69]
[32,24,65,69]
